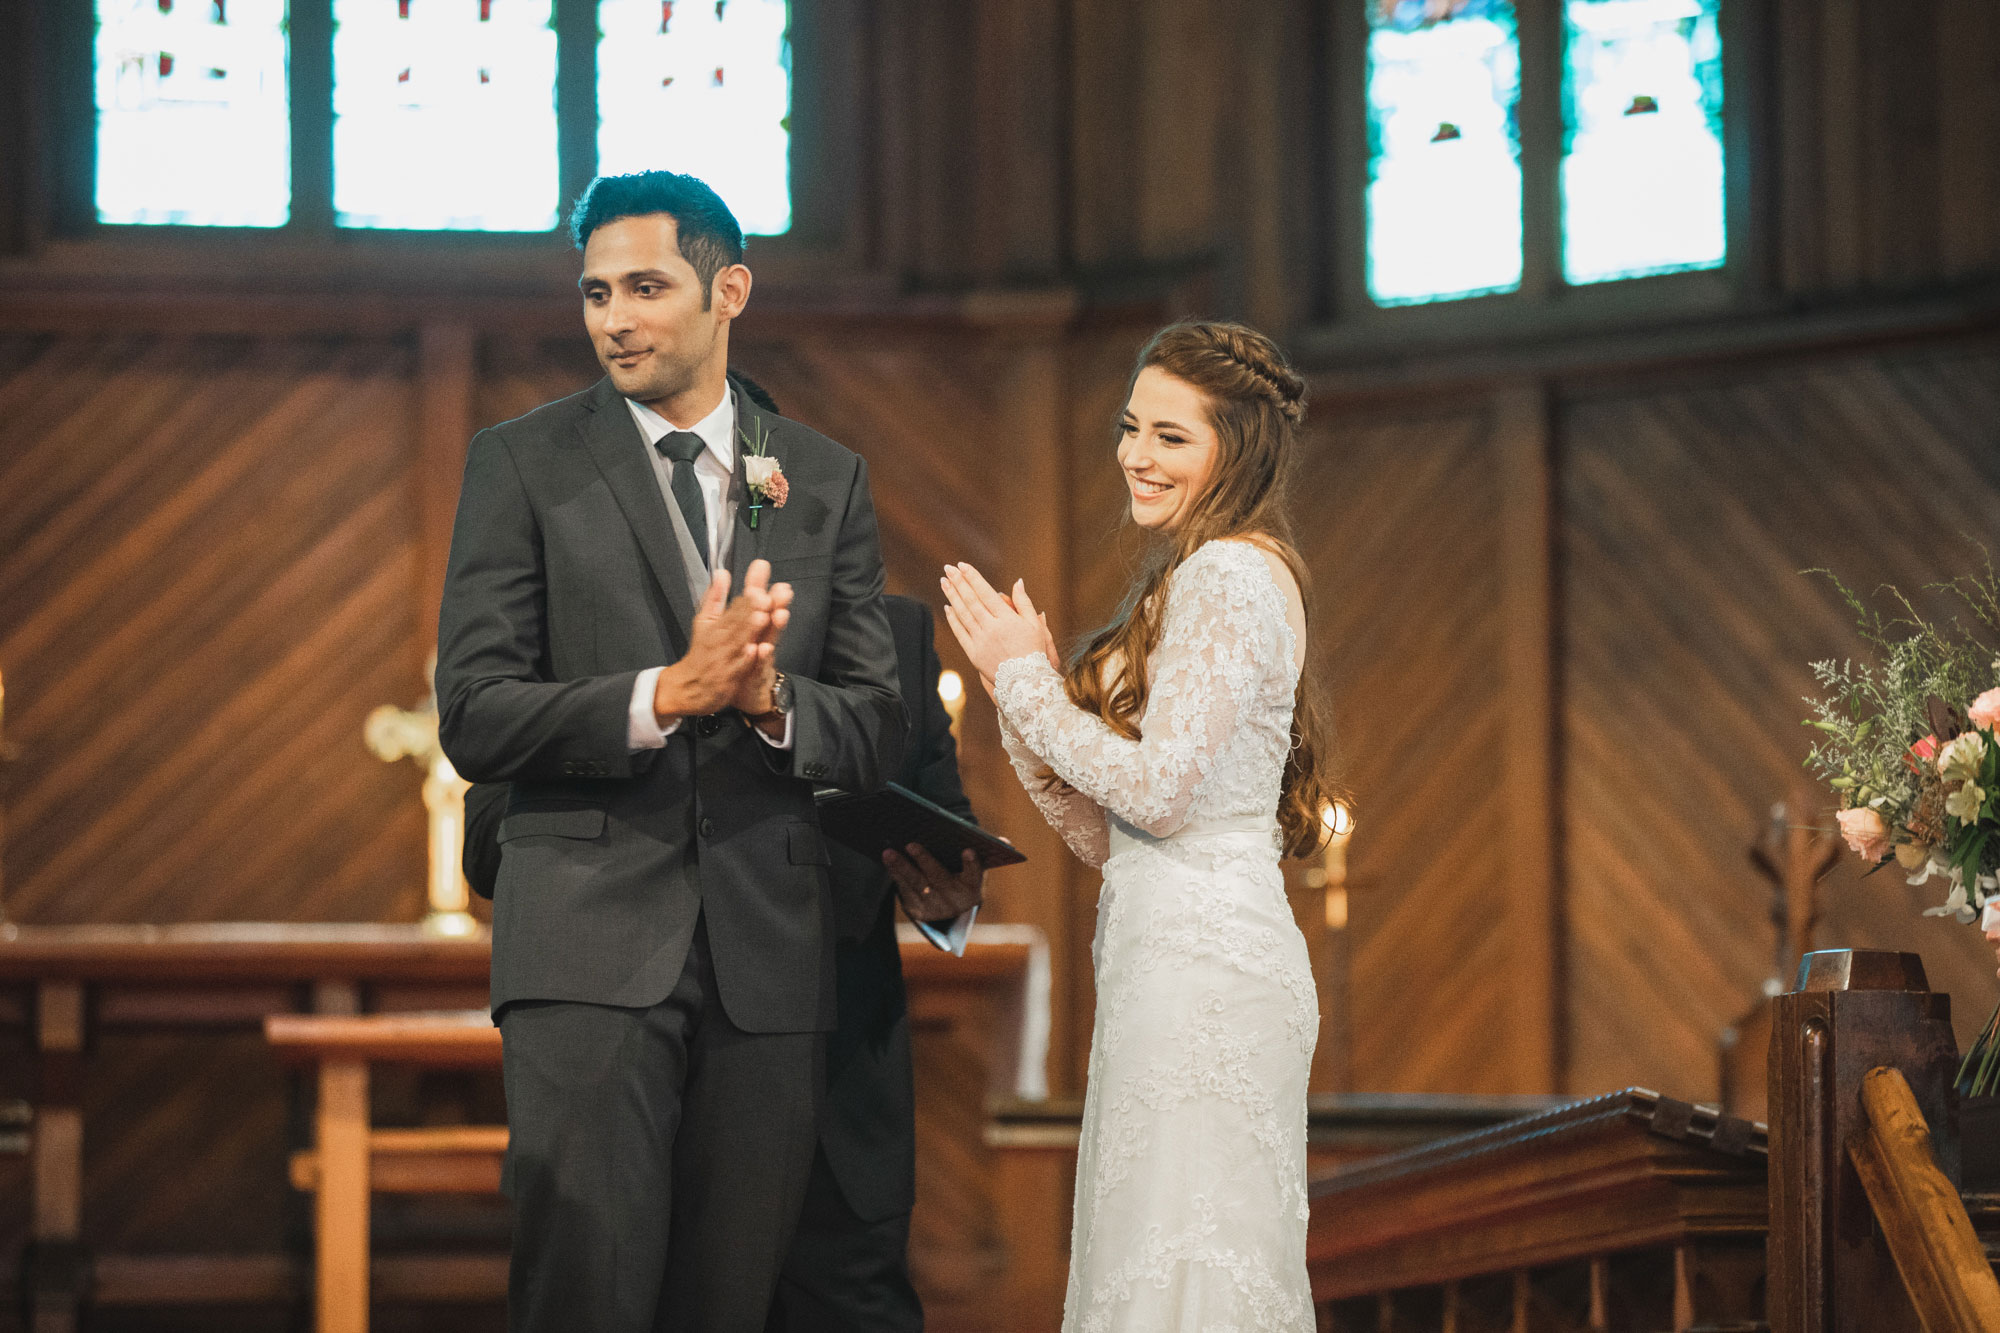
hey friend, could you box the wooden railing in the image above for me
[1850,1066,2000,1333]
[1304,949,2000,1333]
[1305,1090,1769,1331]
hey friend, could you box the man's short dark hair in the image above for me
[569,171,745,305]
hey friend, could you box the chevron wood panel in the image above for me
[0,333,429,926]
[0,332,434,1269]
[1292,402,1533,1094]
[1560,341,2000,1099]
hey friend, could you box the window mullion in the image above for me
[1516,0,1563,302]
[289,0,335,234]
[555,0,598,217]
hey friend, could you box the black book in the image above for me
[813,782,1027,870]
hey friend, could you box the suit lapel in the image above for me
[578,379,699,648]
[727,401,773,586]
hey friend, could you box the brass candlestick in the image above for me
[1306,801,1355,930]
[937,668,967,738]
[366,660,477,937]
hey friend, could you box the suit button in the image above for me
[697,716,720,737]
[699,817,716,839]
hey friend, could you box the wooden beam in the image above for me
[416,323,476,658]
[1492,383,1561,1094]
[31,979,84,1241]
[315,1059,371,1333]
[1850,1066,2000,1333]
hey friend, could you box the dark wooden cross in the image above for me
[1749,783,1845,990]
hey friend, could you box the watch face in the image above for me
[774,674,794,712]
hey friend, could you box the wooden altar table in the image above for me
[0,922,491,1332]
[0,919,1048,1330]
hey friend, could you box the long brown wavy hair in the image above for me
[1059,320,1348,859]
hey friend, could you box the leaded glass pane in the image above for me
[332,0,559,231]
[596,0,793,236]
[1366,0,1522,306]
[94,0,291,227]
[1561,0,1724,284]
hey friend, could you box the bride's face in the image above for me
[1118,367,1219,533]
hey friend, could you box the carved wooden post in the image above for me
[1768,949,1960,1333]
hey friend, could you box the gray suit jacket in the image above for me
[435,375,906,1033]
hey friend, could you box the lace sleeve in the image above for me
[998,712,1110,867]
[993,542,1282,838]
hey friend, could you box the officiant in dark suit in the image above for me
[435,170,905,1333]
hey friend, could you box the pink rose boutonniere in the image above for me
[738,418,788,528]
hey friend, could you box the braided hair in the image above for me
[1056,321,1348,858]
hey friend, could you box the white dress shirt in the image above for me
[620,388,793,752]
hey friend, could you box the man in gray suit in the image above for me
[435,170,905,1333]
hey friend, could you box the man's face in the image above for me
[578,213,739,405]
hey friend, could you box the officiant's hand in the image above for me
[886,843,984,923]
[654,562,788,723]
[941,563,1048,683]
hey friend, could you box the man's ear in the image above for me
[713,263,753,321]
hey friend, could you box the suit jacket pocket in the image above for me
[765,556,831,584]
[499,808,607,842]
[787,823,832,866]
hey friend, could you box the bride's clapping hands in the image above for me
[941,563,1050,685]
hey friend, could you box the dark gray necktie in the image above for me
[655,431,710,570]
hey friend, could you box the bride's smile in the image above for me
[1119,365,1220,532]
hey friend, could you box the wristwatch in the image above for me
[750,671,792,726]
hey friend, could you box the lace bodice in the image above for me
[995,539,1300,866]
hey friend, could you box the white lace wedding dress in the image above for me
[994,538,1318,1333]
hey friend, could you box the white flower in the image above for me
[1924,872,1976,923]
[743,455,781,489]
[1945,781,1987,822]
[1937,731,1988,782]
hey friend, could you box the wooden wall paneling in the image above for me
[1934,0,2000,279]
[1558,343,2000,1100]
[1862,0,1940,288]
[0,334,427,928]
[1135,0,1228,264]
[1771,0,1824,295]
[972,0,1066,282]
[1301,401,1524,1094]
[416,325,475,655]
[1225,0,1321,335]
[1815,0,1866,289]
[1066,0,1144,273]
[1493,384,1563,1093]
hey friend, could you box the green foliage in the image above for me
[1800,563,2000,819]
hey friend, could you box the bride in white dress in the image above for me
[942,321,1340,1333]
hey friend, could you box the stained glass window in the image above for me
[94,0,291,227]
[596,0,793,236]
[1561,0,1724,284]
[1365,0,1522,306]
[332,0,560,231]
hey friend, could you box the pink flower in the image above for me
[1907,734,1940,773]
[1836,806,1893,863]
[763,469,789,508]
[1971,688,2000,731]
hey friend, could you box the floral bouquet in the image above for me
[1800,559,2000,1090]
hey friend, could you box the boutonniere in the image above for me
[737,417,788,529]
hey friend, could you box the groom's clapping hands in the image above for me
[653,558,793,726]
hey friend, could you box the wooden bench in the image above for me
[264,1009,503,1333]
